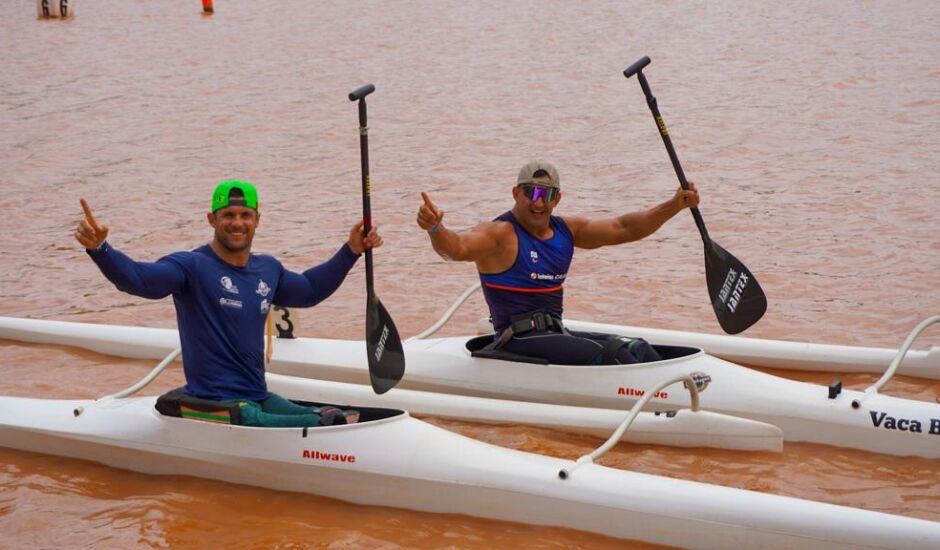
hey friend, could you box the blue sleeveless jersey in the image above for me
[479,211,574,332]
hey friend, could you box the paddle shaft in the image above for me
[351,85,376,294]
[348,83,405,393]
[625,62,711,244]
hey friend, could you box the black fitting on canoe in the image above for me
[828,379,843,399]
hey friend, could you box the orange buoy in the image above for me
[202,0,213,14]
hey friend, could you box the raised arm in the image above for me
[567,183,699,249]
[77,199,186,299]
[274,220,382,308]
[416,192,506,262]
[275,243,359,308]
[75,198,110,250]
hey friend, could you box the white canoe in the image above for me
[275,335,940,458]
[1,394,938,548]
[435,281,939,380]
[561,318,940,380]
[2,316,938,458]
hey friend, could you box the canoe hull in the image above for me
[1,395,938,549]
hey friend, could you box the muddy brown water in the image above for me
[1,1,938,548]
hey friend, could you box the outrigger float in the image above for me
[2,304,937,458]
[2,327,940,547]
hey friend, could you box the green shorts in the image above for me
[234,393,322,428]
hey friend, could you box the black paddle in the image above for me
[348,83,405,393]
[624,57,766,334]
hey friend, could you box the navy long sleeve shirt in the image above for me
[87,241,359,400]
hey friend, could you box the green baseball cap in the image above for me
[211,180,259,212]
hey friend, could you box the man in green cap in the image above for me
[75,180,382,427]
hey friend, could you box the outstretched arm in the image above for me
[274,220,382,308]
[416,192,504,262]
[77,199,186,299]
[567,183,699,249]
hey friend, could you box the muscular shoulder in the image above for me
[474,219,516,256]
[475,219,514,238]
[472,220,517,272]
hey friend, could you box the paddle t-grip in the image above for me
[623,56,651,78]
[348,84,375,101]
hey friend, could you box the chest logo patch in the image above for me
[530,250,539,263]
[256,279,271,297]
[219,297,243,309]
[220,276,239,294]
[260,299,270,314]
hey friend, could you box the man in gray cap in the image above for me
[416,160,699,365]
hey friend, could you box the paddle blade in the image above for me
[366,295,405,394]
[703,240,767,334]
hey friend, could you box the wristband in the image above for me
[87,240,111,256]
[427,224,441,234]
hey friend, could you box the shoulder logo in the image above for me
[220,276,239,294]
[256,279,271,297]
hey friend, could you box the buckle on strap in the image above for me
[511,311,551,334]
[532,312,548,331]
[493,311,562,350]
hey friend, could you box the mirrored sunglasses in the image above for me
[520,184,558,203]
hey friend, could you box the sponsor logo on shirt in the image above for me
[260,299,270,314]
[220,276,239,294]
[219,297,243,309]
[256,279,271,297]
[530,250,539,263]
[530,272,566,281]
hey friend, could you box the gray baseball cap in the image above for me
[516,160,560,189]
